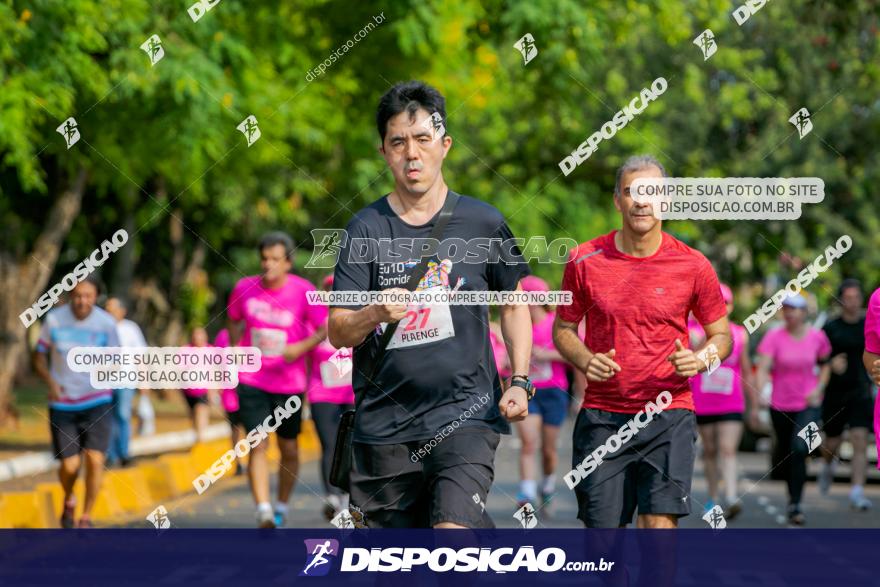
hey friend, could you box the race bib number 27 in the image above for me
[386,288,455,349]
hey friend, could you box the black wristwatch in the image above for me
[509,375,536,400]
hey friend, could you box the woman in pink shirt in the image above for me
[755,293,831,525]
[307,275,355,521]
[181,327,218,443]
[862,287,880,471]
[514,276,571,510]
[690,284,757,519]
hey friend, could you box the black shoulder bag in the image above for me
[329,191,460,492]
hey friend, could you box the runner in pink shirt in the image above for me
[514,276,571,511]
[306,275,355,521]
[689,284,756,519]
[862,287,880,471]
[755,293,831,525]
[228,232,327,528]
[214,328,245,476]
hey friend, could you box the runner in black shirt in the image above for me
[328,81,533,528]
[819,279,873,510]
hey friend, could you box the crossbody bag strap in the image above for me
[354,191,460,409]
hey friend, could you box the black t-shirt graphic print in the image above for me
[332,191,530,444]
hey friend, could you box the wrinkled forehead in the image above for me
[621,165,664,188]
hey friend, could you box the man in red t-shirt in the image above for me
[553,155,731,528]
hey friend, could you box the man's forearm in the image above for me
[552,321,592,373]
[696,332,733,372]
[285,326,327,360]
[228,320,245,345]
[32,352,54,387]
[500,304,531,376]
[329,306,380,348]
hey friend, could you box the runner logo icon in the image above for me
[702,504,727,530]
[57,117,80,149]
[140,34,164,66]
[305,228,348,269]
[696,343,721,376]
[300,539,339,577]
[513,33,538,65]
[789,107,813,139]
[513,503,538,529]
[798,421,821,453]
[693,29,717,60]
[237,115,261,146]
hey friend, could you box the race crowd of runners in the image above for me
[28,81,880,529]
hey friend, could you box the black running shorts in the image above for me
[349,426,500,528]
[571,407,697,528]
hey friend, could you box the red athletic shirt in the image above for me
[558,230,726,413]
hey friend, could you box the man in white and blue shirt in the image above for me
[33,276,119,528]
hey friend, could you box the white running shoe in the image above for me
[257,508,276,529]
[850,487,872,511]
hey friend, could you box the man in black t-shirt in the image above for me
[327,81,534,528]
[819,279,873,510]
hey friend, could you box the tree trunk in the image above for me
[110,186,137,300]
[0,168,89,427]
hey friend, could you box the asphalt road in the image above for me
[137,418,880,529]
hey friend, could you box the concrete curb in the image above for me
[0,423,231,483]
[0,420,321,528]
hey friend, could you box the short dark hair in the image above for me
[71,274,103,299]
[614,154,667,198]
[376,81,447,142]
[106,295,128,310]
[838,278,862,298]
[258,231,295,260]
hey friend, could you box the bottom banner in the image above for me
[0,529,874,586]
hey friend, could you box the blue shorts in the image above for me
[530,386,569,426]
